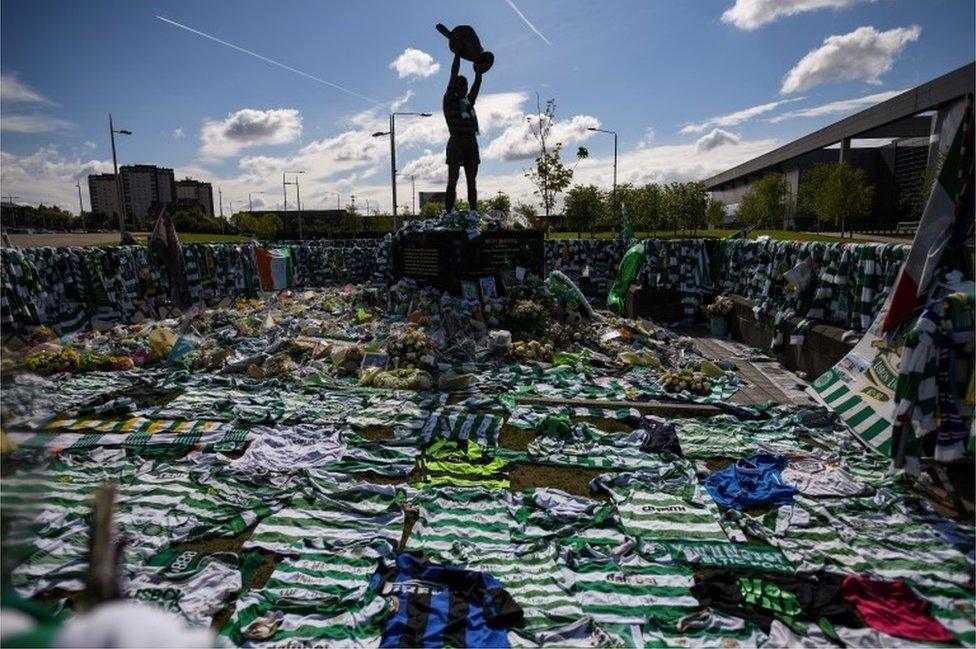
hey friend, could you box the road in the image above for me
[3,232,150,248]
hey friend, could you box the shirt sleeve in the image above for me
[482,574,524,629]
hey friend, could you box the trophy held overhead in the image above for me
[436,23,494,74]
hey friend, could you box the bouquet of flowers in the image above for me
[660,368,712,396]
[705,296,734,317]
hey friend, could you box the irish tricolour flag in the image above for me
[882,98,974,334]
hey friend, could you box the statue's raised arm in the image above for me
[436,23,493,213]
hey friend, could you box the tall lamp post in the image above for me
[75,181,85,231]
[4,194,20,228]
[109,114,132,233]
[321,190,340,211]
[248,191,264,212]
[408,175,417,217]
[218,187,225,234]
[587,127,618,225]
[373,111,431,231]
[285,170,305,239]
[282,172,288,220]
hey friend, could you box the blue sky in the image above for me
[1,0,972,214]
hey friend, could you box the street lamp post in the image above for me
[109,114,132,233]
[282,172,288,219]
[75,181,85,231]
[4,194,20,228]
[218,187,225,234]
[322,190,340,211]
[248,191,264,212]
[409,175,417,217]
[284,170,305,239]
[373,111,431,231]
[587,127,618,226]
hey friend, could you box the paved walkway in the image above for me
[688,331,815,406]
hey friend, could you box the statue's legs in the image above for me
[464,161,478,210]
[445,164,461,212]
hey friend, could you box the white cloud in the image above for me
[0,145,113,213]
[345,89,420,131]
[469,92,528,132]
[390,89,415,112]
[680,98,804,134]
[299,129,386,163]
[722,0,872,30]
[82,141,97,151]
[159,132,781,218]
[389,48,441,79]
[781,25,921,93]
[400,149,448,184]
[0,114,72,133]
[484,113,600,161]
[172,127,186,139]
[768,89,905,122]
[636,127,656,149]
[429,135,782,213]
[696,128,741,152]
[111,83,775,218]
[395,91,528,150]
[0,74,53,105]
[200,108,302,158]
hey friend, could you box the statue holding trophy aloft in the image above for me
[436,23,493,213]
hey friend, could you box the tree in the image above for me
[236,212,282,240]
[705,199,726,228]
[896,152,941,223]
[524,98,582,220]
[621,183,664,231]
[736,173,791,228]
[564,185,606,238]
[514,202,537,223]
[799,162,873,237]
[419,201,444,220]
[484,192,511,214]
[172,203,222,234]
[662,182,708,234]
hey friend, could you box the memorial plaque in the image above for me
[393,229,544,294]
[402,247,440,278]
[475,231,544,277]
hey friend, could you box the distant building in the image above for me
[121,165,175,218]
[705,62,974,230]
[175,178,215,216]
[88,173,122,216]
[87,165,177,218]
[0,201,34,229]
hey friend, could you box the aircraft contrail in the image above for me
[155,16,384,106]
[503,0,552,46]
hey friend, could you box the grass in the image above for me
[133,233,251,244]
[545,229,847,243]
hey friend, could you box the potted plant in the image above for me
[705,296,734,337]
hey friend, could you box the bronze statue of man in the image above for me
[437,24,492,213]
